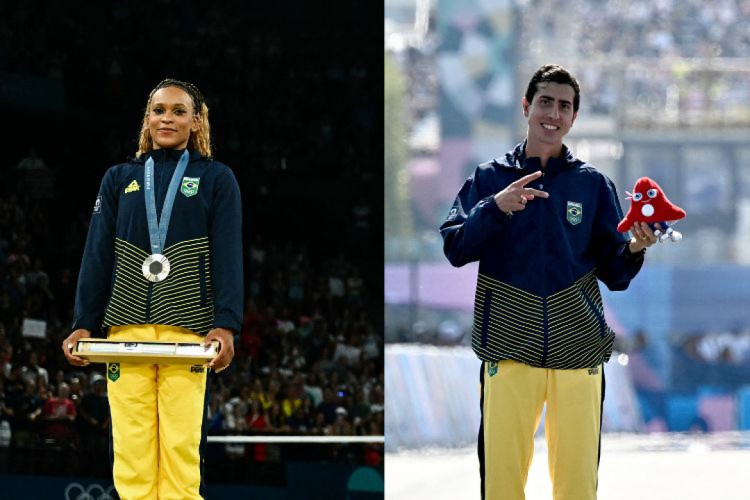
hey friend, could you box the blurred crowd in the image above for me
[671,329,750,392]
[612,328,750,432]
[621,327,750,395]
[523,0,750,126]
[573,0,750,59]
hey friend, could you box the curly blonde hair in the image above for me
[135,79,212,158]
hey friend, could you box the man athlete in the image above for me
[440,64,658,499]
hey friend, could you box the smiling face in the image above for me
[522,81,577,155]
[147,86,198,150]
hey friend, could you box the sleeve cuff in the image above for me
[212,313,241,334]
[71,314,100,332]
[484,196,511,222]
[71,320,106,338]
[622,244,646,262]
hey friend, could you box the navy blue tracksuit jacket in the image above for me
[73,148,243,337]
[440,141,643,369]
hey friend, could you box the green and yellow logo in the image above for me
[567,201,582,226]
[181,177,200,197]
[488,361,499,377]
[107,362,120,382]
[125,180,140,194]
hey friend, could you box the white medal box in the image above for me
[74,338,219,364]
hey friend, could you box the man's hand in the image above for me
[203,328,235,373]
[628,222,660,253]
[494,171,549,215]
[62,329,92,367]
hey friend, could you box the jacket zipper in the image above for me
[540,171,548,367]
[146,283,153,323]
[199,254,207,307]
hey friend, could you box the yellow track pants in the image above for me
[479,360,604,500]
[107,325,209,500]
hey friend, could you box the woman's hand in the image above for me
[61,329,92,366]
[203,328,235,373]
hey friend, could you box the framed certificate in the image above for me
[74,338,219,364]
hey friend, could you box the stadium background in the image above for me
[385,0,750,498]
[0,1,384,498]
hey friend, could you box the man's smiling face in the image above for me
[522,81,577,149]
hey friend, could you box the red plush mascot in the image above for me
[618,177,686,242]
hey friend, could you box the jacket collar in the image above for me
[133,148,203,164]
[497,140,580,174]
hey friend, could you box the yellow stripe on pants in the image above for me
[107,324,208,500]
[481,360,603,500]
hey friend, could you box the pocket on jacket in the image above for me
[198,254,207,307]
[580,287,606,336]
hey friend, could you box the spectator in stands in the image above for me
[351,388,371,422]
[304,372,324,407]
[23,350,48,387]
[224,402,249,460]
[317,387,338,425]
[78,375,108,432]
[3,363,24,418]
[267,403,285,430]
[281,377,304,419]
[330,407,352,436]
[206,394,226,434]
[249,379,271,411]
[42,382,76,445]
[287,406,310,432]
[16,379,43,423]
[627,330,668,431]
[247,400,269,431]
[311,412,328,435]
[78,375,109,459]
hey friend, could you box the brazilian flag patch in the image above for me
[181,177,200,197]
[567,201,582,225]
[107,362,120,382]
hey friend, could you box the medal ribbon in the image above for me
[144,150,189,254]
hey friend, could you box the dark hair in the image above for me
[525,64,580,112]
[150,78,206,113]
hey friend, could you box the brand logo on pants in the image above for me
[108,363,120,382]
[488,361,499,377]
[588,367,599,375]
[190,365,205,373]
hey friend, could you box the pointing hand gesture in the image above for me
[494,171,549,215]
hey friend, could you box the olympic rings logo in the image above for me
[64,482,116,500]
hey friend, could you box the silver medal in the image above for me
[142,253,171,282]
[143,150,189,283]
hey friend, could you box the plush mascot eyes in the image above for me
[633,192,643,201]
[647,189,658,198]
